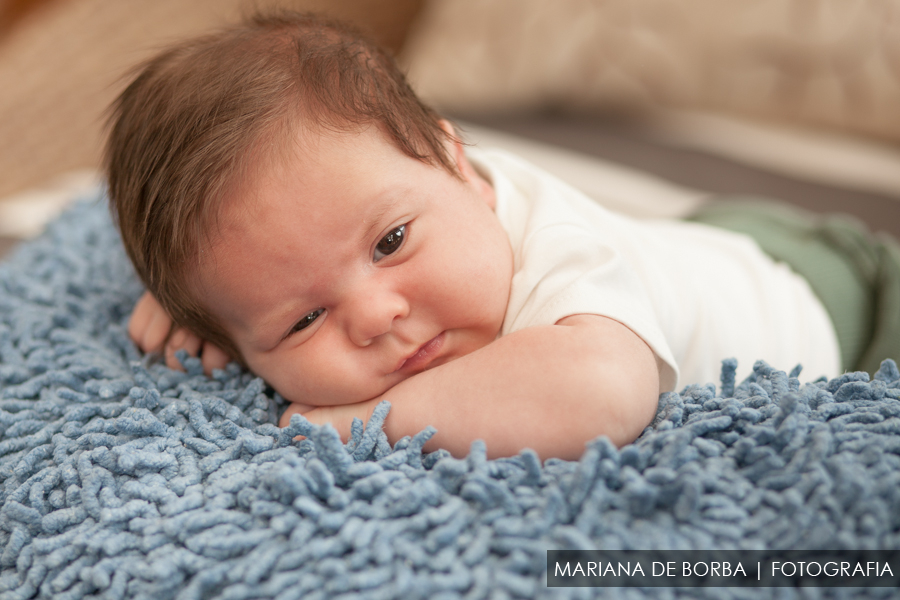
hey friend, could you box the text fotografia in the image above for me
[546,550,900,587]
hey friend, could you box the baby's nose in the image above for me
[346,289,409,347]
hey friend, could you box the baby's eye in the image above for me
[290,308,324,334]
[373,224,406,262]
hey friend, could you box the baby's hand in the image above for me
[278,401,318,428]
[128,291,230,375]
[279,400,376,441]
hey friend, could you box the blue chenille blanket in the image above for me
[1,190,899,600]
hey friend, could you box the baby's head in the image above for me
[106,12,513,406]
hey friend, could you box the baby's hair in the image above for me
[105,11,457,363]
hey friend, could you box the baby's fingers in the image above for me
[129,292,171,353]
[164,328,202,371]
[200,342,231,376]
[278,401,320,428]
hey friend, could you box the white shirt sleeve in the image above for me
[484,151,680,393]
[471,146,839,391]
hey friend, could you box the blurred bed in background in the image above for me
[399,0,900,238]
[1,0,900,254]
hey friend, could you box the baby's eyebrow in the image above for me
[361,196,403,242]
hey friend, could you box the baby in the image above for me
[108,12,900,460]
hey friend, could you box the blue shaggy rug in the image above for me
[1,191,900,600]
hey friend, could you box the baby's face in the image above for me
[197,123,513,406]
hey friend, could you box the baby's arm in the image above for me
[129,291,230,375]
[283,314,660,460]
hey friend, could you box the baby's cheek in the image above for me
[244,354,309,405]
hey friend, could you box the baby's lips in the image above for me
[394,332,445,373]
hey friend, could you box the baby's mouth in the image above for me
[394,333,445,374]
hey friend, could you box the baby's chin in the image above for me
[276,380,400,411]
[274,345,477,410]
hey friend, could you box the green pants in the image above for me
[689,197,900,376]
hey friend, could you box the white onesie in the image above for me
[469,147,841,391]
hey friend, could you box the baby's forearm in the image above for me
[298,315,660,460]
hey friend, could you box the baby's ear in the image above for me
[438,119,464,164]
[439,119,496,210]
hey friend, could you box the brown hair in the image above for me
[105,11,457,363]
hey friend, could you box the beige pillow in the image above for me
[402,0,900,142]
